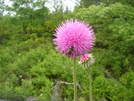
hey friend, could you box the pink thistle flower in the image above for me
[79,54,95,67]
[53,19,95,58]
[80,54,90,62]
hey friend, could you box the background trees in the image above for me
[76,3,134,76]
[0,0,5,17]
[6,0,49,34]
[0,0,134,100]
[79,0,134,7]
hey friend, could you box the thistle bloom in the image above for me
[79,54,95,67]
[53,19,95,58]
[80,54,90,62]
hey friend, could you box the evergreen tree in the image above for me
[0,0,5,17]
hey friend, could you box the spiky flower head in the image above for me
[79,54,95,65]
[53,19,95,58]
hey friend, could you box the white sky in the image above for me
[4,0,76,11]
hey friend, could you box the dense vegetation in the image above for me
[0,0,134,100]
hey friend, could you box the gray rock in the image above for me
[25,96,36,101]
[51,81,65,101]
[0,100,10,101]
[99,98,107,101]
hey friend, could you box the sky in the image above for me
[4,0,76,11]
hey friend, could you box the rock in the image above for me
[51,81,64,101]
[25,96,36,101]
[0,100,10,101]
[99,98,107,101]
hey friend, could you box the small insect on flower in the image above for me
[66,46,74,56]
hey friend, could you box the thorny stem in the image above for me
[88,64,93,101]
[73,58,77,101]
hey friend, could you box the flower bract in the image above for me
[79,54,95,64]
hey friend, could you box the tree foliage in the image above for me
[79,0,134,7]
[0,0,5,17]
[6,0,49,34]
[76,3,134,76]
[0,1,134,100]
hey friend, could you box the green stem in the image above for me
[73,58,77,101]
[88,67,93,101]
